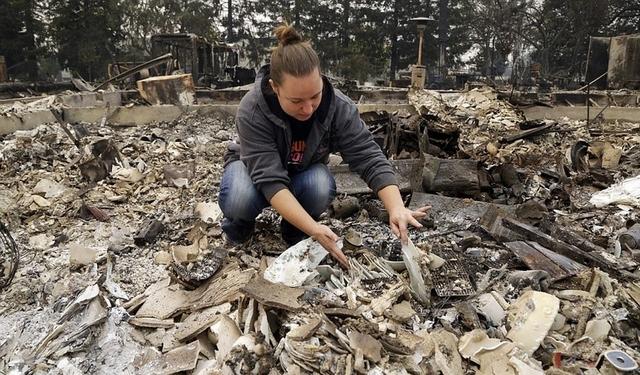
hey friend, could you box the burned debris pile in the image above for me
[1,87,639,374]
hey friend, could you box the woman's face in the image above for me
[270,67,323,122]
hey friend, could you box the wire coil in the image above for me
[0,221,19,291]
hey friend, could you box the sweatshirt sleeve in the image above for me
[236,110,289,201]
[333,95,398,193]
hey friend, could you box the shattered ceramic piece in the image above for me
[128,317,175,329]
[196,332,217,358]
[264,238,328,287]
[68,244,98,265]
[507,291,560,355]
[431,329,464,375]
[347,331,382,362]
[401,238,430,305]
[195,201,223,224]
[28,233,54,251]
[508,356,544,375]
[475,341,518,375]
[144,340,200,375]
[388,300,416,323]
[58,284,100,322]
[551,314,567,331]
[163,164,193,188]
[287,318,323,341]
[601,144,622,169]
[154,251,172,265]
[193,359,218,375]
[171,242,201,264]
[475,292,507,326]
[582,319,611,342]
[371,282,407,316]
[210,315,241,361]
[458,329,506,364]
[241,275,305,311]
[33,178,66,198]
[174,303,231,342]
[427,252,446,270]
[112,166,144,183]
[136,285,189,319]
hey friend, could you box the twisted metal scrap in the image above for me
[0,221,19,291]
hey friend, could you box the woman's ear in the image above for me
[269,79,279,96]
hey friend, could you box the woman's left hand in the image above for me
[388,205,431,245]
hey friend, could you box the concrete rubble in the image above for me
[1,87,639,374]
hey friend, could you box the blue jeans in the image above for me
[218,160,336,245]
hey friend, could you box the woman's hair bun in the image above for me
[274,23,303,46]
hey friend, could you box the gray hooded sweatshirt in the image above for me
[225,65,397,201]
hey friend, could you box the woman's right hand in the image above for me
[311,223,350,269]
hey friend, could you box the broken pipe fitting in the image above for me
[619,223,640,250]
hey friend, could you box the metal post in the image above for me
[585,36,592,128]
[418,29,424,65]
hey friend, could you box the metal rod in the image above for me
[585,36,592,128]
[93,53,173,91]
[578,71,607,91]
[418,30,424,65]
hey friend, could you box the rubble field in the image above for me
[1,88,640,374]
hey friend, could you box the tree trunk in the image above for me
[294,0,301,26]
[24,0,38,80]
[227,0,233,42]
[438,0,449,78]
[341,0,350,49]
[389,0,401,82]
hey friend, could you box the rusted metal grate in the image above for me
[432,249,475,297]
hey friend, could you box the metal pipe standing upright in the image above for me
[418,29,424,66]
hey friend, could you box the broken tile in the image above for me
[194,201,223,224]
[582,319,611,342]
[387,300,416,323]
[68,244,98,265]
[209,315,241,361]
[136,285,190,319]
[458,329,505,364]
[241,275,305,311]
[143,340,200,375]
[347,331,382,362]
[507,291,560,355]
[287,318,323,341]
[128,317,175,329]
[174,303,231,342]
[431,329,464,375]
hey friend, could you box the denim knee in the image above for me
[290,163,336,218]
[218,160,268,221]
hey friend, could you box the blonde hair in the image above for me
[270,23,320,85]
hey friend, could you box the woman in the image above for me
[219,24,429,268]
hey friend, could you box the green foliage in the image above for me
[49,0,125,80]
[2,0,639,82]
[0,0,45,80]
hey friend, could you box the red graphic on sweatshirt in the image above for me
[290,140,306,164]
